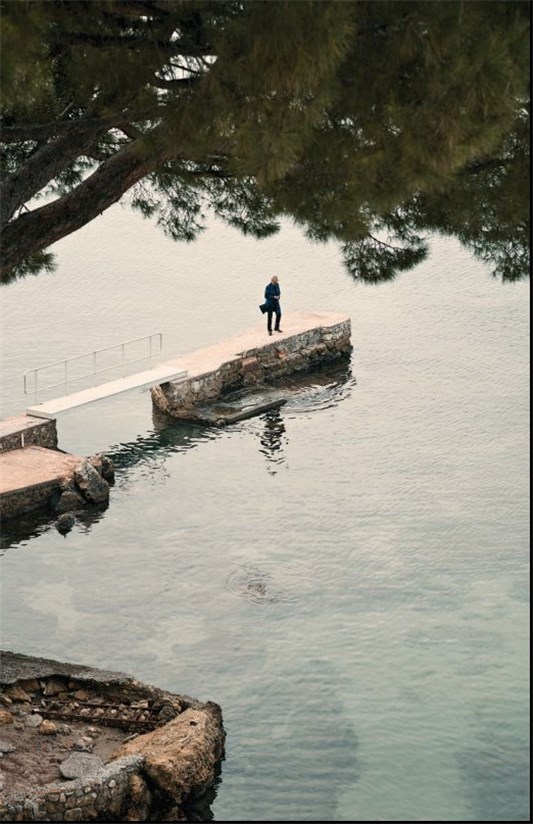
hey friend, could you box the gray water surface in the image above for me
[0,209,530,821]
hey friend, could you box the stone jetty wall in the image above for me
[0,452,115,522]
[0,416,58,453]
[1,478,66,521]
[1,755,145,822]
[151,317,351,420]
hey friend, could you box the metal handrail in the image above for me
[24,333,163,403]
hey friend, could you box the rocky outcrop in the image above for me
[72,460,110,504]
[0,651,225,822]
[54,455,114,512]
[111,704,225,803]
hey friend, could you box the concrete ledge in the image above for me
[0,447,114,521]
[26,366,188,419]
[0,447,82,495]
[0,416,58,453]
[0,447,83,520]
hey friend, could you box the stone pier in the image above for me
[0,415,58,453]
[0,416,114,522]
[151,311,351,421]
[1,312,351,520]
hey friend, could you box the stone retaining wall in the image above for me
[151,318,351,420]
[0,479,64,521]
[0,416,57,453]
[1,755,145,822]
[0,651,226,822]
[0,452,114,522]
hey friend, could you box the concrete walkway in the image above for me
[0,446,82,495]
[162,311,349,377]
[26,364,188,419]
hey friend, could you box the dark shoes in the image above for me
[268,331,273,336]
[275,329,283,333]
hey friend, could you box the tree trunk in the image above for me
[0,143,164,280]
[0,125,107,227]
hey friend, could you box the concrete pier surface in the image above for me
[0,445,82,496]
[160,310,350,377]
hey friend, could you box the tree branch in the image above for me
[0,142,165,280]
[0,124,111,226]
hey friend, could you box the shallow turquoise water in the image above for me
[0,211,529,821]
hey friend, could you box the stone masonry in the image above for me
[0,416,58,453]
[0,651,225,822]
[151,312,351,420]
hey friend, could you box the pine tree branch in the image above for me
[48,30,212,58]
[0,110,158,144]
[367,233,402,251]
[0,125,110,226]
[0,142,165,280]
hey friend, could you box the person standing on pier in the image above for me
[262,275,283,335]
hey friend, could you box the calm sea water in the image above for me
[0,207,530,821]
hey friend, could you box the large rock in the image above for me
[89,453,115,485]
[111,704,225,803]
[59,752,105,780]
[73,459,110,503]
[55,489,85,513]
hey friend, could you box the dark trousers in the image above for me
[267,308,281,333]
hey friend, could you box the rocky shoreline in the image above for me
[0,651,225,822]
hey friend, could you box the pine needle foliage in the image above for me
[0,0,529,283]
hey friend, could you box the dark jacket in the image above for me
[264,282,281,311]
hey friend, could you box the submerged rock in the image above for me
[55,512,76,534]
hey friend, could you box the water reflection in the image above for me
[0,510,51,552]
[0,502,110,552]
[258,408,287,475]
[1,360,355,549]
[106,413,221,494]
[111,410,219,469]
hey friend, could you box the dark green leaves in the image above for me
[1,0,529,284]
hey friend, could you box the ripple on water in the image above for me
[226,562,320,605]
[282,372,356,415]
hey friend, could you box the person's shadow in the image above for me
[258,407,287,474]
